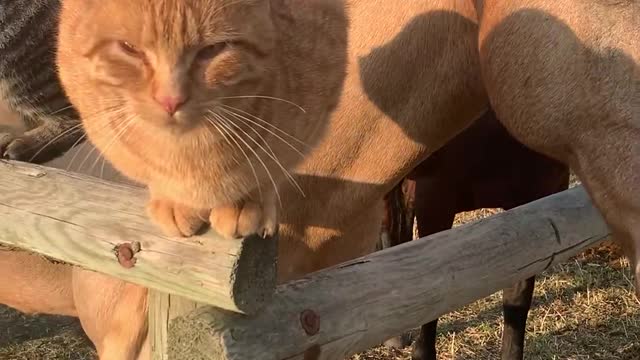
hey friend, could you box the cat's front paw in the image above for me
[0,125,82,163]
[209,199,277,239]
[0,132,32,161]
[147,199,209,237]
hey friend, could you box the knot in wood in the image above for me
[115,243,139,269]
[300,309,320,336]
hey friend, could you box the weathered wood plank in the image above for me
[168,186,610,359]
[0,160,277,314]
[150,292,204,360]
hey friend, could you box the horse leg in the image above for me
[412,180,457,360]
[500,276,535,360]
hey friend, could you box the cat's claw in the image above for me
[147,199,209,237]
[209,200,278,240]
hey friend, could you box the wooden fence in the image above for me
[0,160,610,360]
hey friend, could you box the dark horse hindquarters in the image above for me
[382,108,569,360]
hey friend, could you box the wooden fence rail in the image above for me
[0,160,277,314]
[165,186,610,360]
[0,159,610,359]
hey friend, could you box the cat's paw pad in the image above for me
[0,132,33,161]
[209,201,277,239]
[147,199,209,237]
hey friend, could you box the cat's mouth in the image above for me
[141,110,231,143]
[127,103,201,134]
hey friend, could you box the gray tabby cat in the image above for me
[0,0,83,163]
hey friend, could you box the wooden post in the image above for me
[149,292,204,360]
[0,160,277,314]
[167,186,610,359]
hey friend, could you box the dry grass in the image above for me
[2,177,639,359]
[0,307,94,360]
[352,241,639,360]
[352,176,640,360]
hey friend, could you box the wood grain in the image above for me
[0,160,277,314]
[168,186,610,359]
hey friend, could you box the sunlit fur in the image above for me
[56,0,347,216]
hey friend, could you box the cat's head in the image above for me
[56,0,348,207]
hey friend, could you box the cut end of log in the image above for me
[230,233,278,314]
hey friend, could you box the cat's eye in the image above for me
[118,41,144,58]
[195,43,227,62]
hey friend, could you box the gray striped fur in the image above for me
[0,0,83,163]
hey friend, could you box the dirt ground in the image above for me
[2,179,640,359]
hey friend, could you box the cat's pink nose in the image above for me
[154,94,186,115]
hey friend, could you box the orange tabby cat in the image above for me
[56,0,348,239]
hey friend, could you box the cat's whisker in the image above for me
[67,109,124,171]
[217,110,281,179]
[31,106,126,163]
[217,108,304,196]
[218,107,278,159]
[88,120,132,175]
[65,134,90,172]
[48,105,74,116]
[75,138,105,173]
[99,114,139,180]
[218,106,307,157]
[89,115,136,174]
[99,156,108,180]
[217,110,304,198]
[218,95,306,113]
[219,104,310,148]
[207,113,263,202]
[218,106,308,197]
[201,116,239,164]
[65,120,120,172]
[28,123,84,162]
[66,106,127,138]
[203,117,261,202]
[214,113,282,206]
[75,116,129,172]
